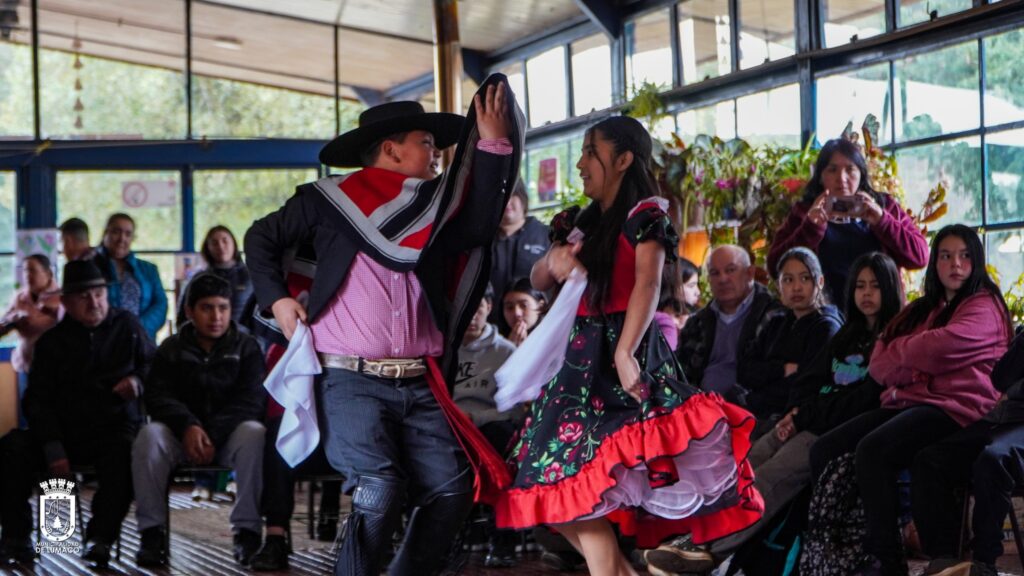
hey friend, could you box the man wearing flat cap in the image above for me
[245,77,524,575]
[0,260,154,568]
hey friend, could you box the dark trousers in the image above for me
[261,416,340,528]
[316,368,473,575]
[912,419,1024,565]
[0,428,134,545]
[809,406,960,573]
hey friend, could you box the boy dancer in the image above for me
[245,77,522,576]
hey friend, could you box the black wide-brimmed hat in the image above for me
[61,260,109,294]
[319,101,465,168]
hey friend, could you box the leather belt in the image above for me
[318,353,427,379]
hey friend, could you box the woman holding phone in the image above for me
[767,138,927,303]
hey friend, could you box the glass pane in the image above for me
[625,9,674,95]
[192,3,334,139]
[0,1,33,139]
[986,128,1024,225]
[739,0,796,70]
[823,0,886,47]
[894,41,979,142]
[816,63,892,145]
[56,170,183,251]
[569,133,585,192]
[526,141,572,207]
[498,62,527,118]
[678,0,732,84]
[736,83,800,147]
[987,229,1024,293]
[895,136,981,229]
[678,100,737,141]
[38,0,186,139]
[899,0,972,27]
[572,35,612,115]
[0,171,16,253]
[984,28,1024,127]
[193,168,319,250]
[526,46,568,126]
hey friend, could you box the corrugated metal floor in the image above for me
[6,484,1023,575]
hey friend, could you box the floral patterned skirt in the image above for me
[493,313,764,548]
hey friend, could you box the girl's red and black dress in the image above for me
[493,201,763,548]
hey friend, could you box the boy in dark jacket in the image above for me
[0,260,153,568]
[911,329,1024,576]
[131,273,267,567]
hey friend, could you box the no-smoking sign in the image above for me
[121,180,178,209]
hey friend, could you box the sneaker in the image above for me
[250,535,290,571]
[135,527,167,567]
[644,535,715,574]
[933,561,998,576]
[0,537,34,565]
[191,486,211,501]
[232,528,261,566]
[225,481,237,502]
[540,550,585,571]
[82,540,111,568]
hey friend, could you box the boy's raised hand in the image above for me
[474,81,511,140]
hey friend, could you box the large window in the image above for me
[625,9,674,94]
[193,168,319,250]
[822,0,886,48]
[0,2,33,139]
[896,137,982,228]
[677,0,732,84]
[192,3,334,139]
[899,0,972,28]
[985,129,1024,226]
[894,41,979,142]
[0,172,15,310]
[525,140,575,208]
[38,0,187,139]
[527,47,568,127]
[736,83,800,147]
[816,63,892,145]
[738,0,795,69]
[678,100,737,141]
[983,28,1024,127]
[497,61,528,119]
[571,35,612,115]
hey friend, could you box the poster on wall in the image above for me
[537,157,558,203]
[15,229,61,289]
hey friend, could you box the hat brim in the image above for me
[319,112,465,168]
[62,278,109,295]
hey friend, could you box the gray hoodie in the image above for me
[454,323,517,427]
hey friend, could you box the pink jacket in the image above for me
[2,280,63,373]
[870,292,1011,426]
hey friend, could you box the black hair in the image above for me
[186,272,233,309]
[59,218,90,242]
[105,212,135,231]
[576,115,660,312]
[482,282,496,304]
[503,277,547,308]
[830,252,904,355]
[679,257,699,283]
[659,260,682,310]
[512,179,529,212]
[359,131,411,167]
[200,225,240,266]
[883,224,1011,343]
[776,246,829,309]
[802,139,884,206]
[24,253,53,279]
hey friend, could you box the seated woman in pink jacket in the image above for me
[807,224,1012,576]
[767,138,928,305]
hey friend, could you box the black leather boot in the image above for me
[334,475,406,576]
[389,491,474,576]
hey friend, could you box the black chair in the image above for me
[296,473,346,539]
[163,464,233,558]
[956,485,1024,566]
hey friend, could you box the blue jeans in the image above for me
[316,367,472,503]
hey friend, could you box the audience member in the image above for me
[176,225,254,329]
[808,224,1012,576]
[94,213,168,340]
[132,273,267,567]
[738,247,842,433]
[489,179,550,332]
[1,260,154,568]
[501,276,547,347]
[59,217,96,261]
[0,254,62,425]
[676,244,785,404]
[768,138,928,303]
